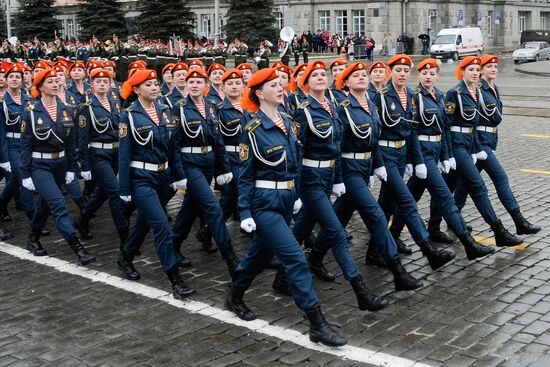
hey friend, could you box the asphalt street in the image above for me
[1,56,549,367]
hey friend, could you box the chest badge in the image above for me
[390,102,396,111]
[37,118,43,125]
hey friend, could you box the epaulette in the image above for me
[414,88,421,95]
[245,118,262,132]
[84,89,91,95]
[339,100,351,107]
[379,87,388,94]
[0,97,4,103]
[125,106,134,112]
[178,99,186,107]
[25,103,35,111]
[297,101,310,110]
[82,100,92,107]
[454,87,461,93]
[476,82,482,89]
[159,103,169,109]
[217,102,223,109]
[281,112,292,120]
[291,90,299,96]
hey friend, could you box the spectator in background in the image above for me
[365,34,376,61]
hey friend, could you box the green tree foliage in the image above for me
[16,0,60,41]
[78,0,127,40]
[224,0,277,47]
[138,0,195,40]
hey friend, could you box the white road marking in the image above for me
[0,242,432,367]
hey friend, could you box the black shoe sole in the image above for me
[310,335,347,347]
[77,257,97,266]
[173,289,195,299]
[116,261,141,281]
[27,246,47,256]
[517,228,541,236]
[225,300,256,321]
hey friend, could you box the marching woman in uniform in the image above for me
[388,58,495,260]
[433,56,523,247]
[76,68,128,247]
[160,63,175,96]
[170,68,240,276]
[326,58,347,105]
[452,55,540,236]
[272,61,293,114]
[116,69,195,300]
[21,68,96,265]
[206,63,225,104]
[311,62,422,291]
[287,63,308,112]
[367,61,387,101]
[291,61,388,311]
[225,68,347,347]
[373,54,455,270]
[67,61,90,103]
[236,63,253,85]
[162,62,188,110]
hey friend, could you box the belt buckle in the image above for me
[435,136,441,142]
[201,146,209,154]
[158,162,166,171]
[113,142,119,148]
[329,160,335,168]
[364,152,370,159]
[395,140,403,148]
[51,152,59,159]
[467,127,473,133]
[287,180,294,190]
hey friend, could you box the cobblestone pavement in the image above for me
[1,59,550,366]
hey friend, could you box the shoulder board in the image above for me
[82,100,92,107]
[217,102,223,109]
[454,87,461,93]
[414,88,421,95]
[84,89,91,95]
[165,91,172,98]
[281,112,292,120]
[125,106,134,112]
[0,97,4,103]
[178,99,186,107]
[159,103,169,109]
[339,100,351,107]
[476,82,482,89]
[245,118,262,132]
[25,103,35,111]
[379,87,388,94]
[291,90,299,96]
[297,101,310,110]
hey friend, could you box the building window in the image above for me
[542,16,546,31]
[487,11,493,36]
[519,14,526,34]
[319,10,330,31]
[335,10,348,37]
[428,9,437,39]
[352,10,365,35]
[275,11,284,30]
[201,14,211,38]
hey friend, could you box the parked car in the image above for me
[513,41,550,63]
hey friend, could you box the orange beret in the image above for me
[207,63,225,75]
[185,68,208,81]
[222,68,243,83]
[329,58,348,71]
[271,61,284,69]
[87,61,103,72]
[188,59,204,67]
[292,63,308,79]
[236,63,252,71]
[171,62,189,74]
[335,62,367,90]
[274,64,292,75]
[89,68,112,79]
[103,60,117,69]
[53,65,64,74]
[162,63,176,74]
[387,54,412,68]
[480,54,499,66]
[33,61,49,71]
[128,60,147,71]
[456,56,481,80]
[120,69,157,100]
[69,61,85,74]
[368,61,387,74]
[31,68,58,98]
[417,58,439,72]
[5,65,23,76]
[247,67,278,89]
[300,61,326,88]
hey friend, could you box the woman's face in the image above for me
[331,65,347,79]
[7,73,22,90]
[172,70,187,89]
[209,69,224,86]
[276,71,289,89]
[187,77,206,98]
[39,76,60,97]
[463,64,481,84]
[419,67,439,89]
[223,78,244,99]
[0,73,6,89]
[346,69,368,91]
[24,71,33,85]
[257,77,284,106]
[56,71,66,86]
[92,77,111,95]
[307,69,329,93]
[70,67,85,81]
[482,62,498,80]
[133,79,159,101]
[370,68,386,84]
[390,65,410,88]
[241,69,252,84]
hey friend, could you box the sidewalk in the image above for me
[514,60,550,77]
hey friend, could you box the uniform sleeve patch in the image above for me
[291,121,301,136]
[79,115,87,128]
[119,122,128,138]
[20,120,26,133]
[445,102,456,115]
[239,143,249,161]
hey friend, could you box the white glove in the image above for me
[368,176,374,190]
[331,183,346,198]
[65,172,75,184]
[81,171,92,181]
[373,166,387,182]
[216,172,233,185]
[293,199,303,215]
[0,162,11,173]
[415,164,427,179]
[471,154,477,165]
[441,160,451,174]
[240,218,256,233]
[22,177,35,191]
[405,164,414,177]
[120,195,132,203]
[476,151,488,161]
[449,157,457,170]
[170,179,188,191]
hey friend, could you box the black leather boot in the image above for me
[196,225,218,254]
[267,256,280,269]
[492,219,524,247]
[458,231,495,260]
[272,267,291,295]
[303,232,317,249]
[74,197,87,213]
[26,229,47,256]
[67,237,96,265]
[173,240,192,268]
[427,221,454,244]
[417,239,455,270]
[0,222,13,241]
[0,203,12,222]
[365,241,389,268]
[225,284,256,321]
[349,274,389,311]
[117,228,129,250]
[305,305,347,347]
[117,250,140,280]
[76,211,93,240]
[389,227,412,255]
[307,247,336,282]
[165,266,195,299]
[511,210,541,235]
[388,257,423,291]
[220,245,240,276]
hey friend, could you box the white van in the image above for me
[430,27,484,61]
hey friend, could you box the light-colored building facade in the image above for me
[4,0,550,49]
